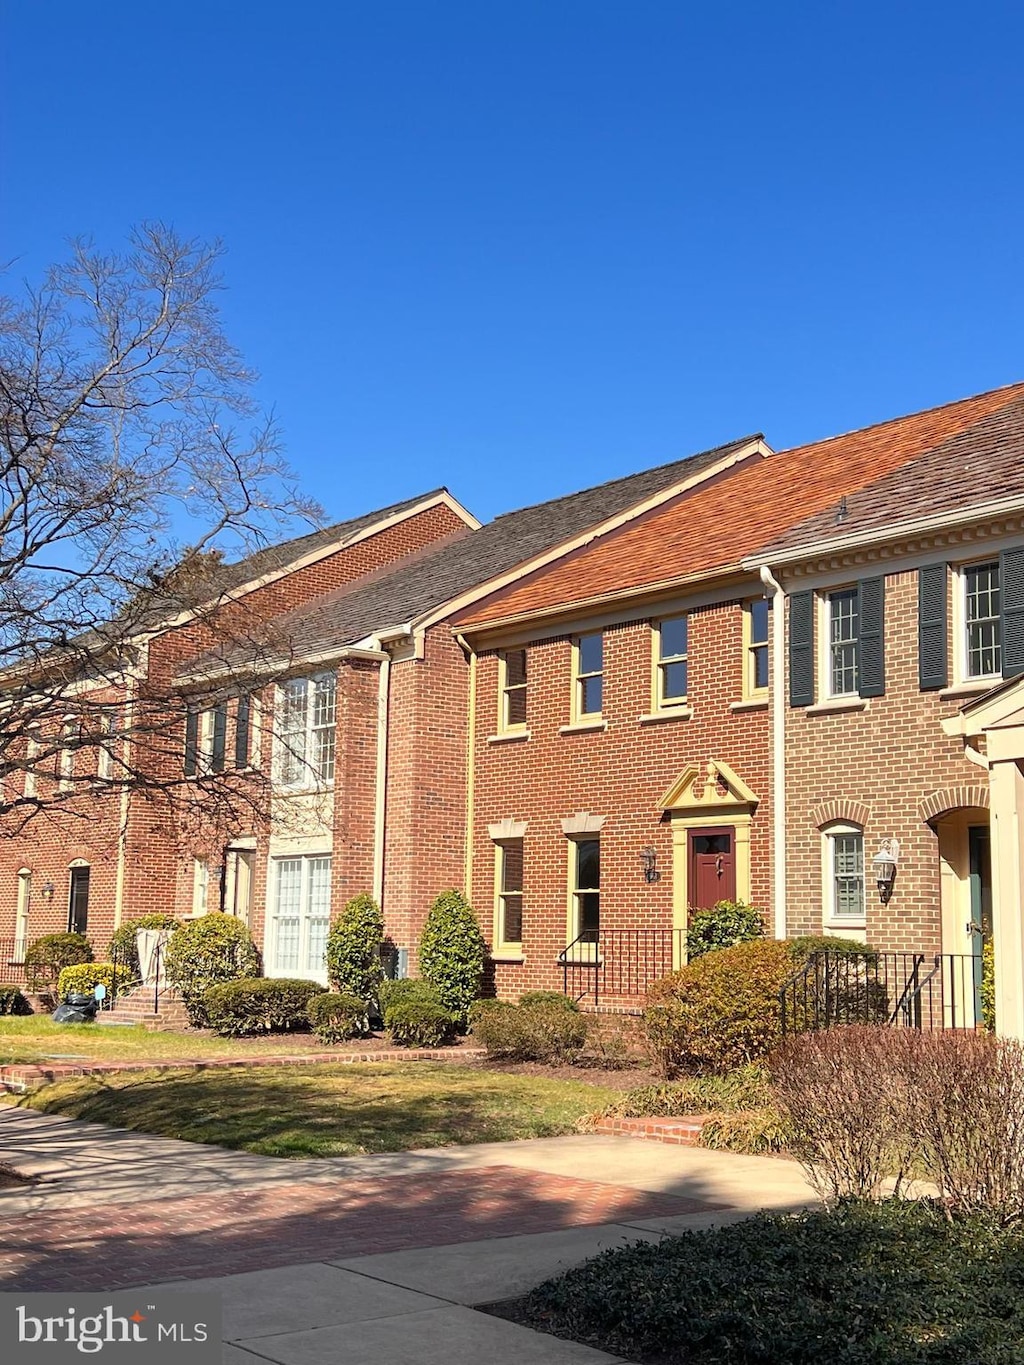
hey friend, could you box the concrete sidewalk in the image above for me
[0,1105,818,1363]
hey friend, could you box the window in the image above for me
[276,673,337,786]
[193,859,210,915]
[495,839,524,947]
[828,589,859,696]
[225,847,255,927]
[826,826,865,923]
[68,864,90,935]
[574,633,604,718]
[744,598,770,696]
[964,561,1001,679]
[571,838,600,940]
[268,854,332,980]
[185,696,254,778]
[24,734,39,799]
[655,617,688,707]
[97,711,119,782]
[59,719,78,792]
[14,869,30,963]
[499,650,528,730]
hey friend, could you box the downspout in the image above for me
[113,675,137,929]
[460,637,477,901]
[371,642,391,908]
[759,564,787,939]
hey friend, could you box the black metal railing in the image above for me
[559,928,687,1005]
[779,950,986,1034]
[107,937,165,1013]
[0,937,29,985]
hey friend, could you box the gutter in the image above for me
[759,564,787,940]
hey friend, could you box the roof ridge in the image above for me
[776,380,1024,458]
[486,434,763,523]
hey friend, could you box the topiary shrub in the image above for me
[24,932,93,996]
[107,914,182,979]
[324,893,384,1001]
[203,977,326,1036]
[378,977,442,1015]
[419,888,486,1023]
[644,938,794,1075]
[0,985,32,1015]
[57,962,126,1002]
[385,998,457,1047]
[471,999,590,1062]
[519,990,580,1012]
[163,915,261,1027]
[307,991,371,1043]
[686,901,765,959]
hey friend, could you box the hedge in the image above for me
[203,977,327,1036]
[471,999,589,1062]
[24,933,93,995]
[56,962,126,1002]
[307,992,371,1043]
[385,999,457,1047]
[163,915,262,1027]
[419,889,485,1022]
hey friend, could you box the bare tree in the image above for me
[0,224,322,830]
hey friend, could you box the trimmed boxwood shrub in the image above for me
[106,914,182,979]
[686,900,765,959]
[385,999,457,1048]
[57,962,126,1002]
[378,977,442,1015]
[163,915,262,1027]
[307,991,371,1043]
[324,893,384,1000]
[519,990,580,1012]
[644,938,794,1075]
[203,977,327,1036]
[24,932,93,995]
[419,889,486,1022]
[0,985,32,1015]
[788,933,876,961]
[472,999,590,1062]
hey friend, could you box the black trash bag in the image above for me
[52,992,99,1024]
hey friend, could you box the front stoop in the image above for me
[98,986,192,1031]
[591,1114,707,1145]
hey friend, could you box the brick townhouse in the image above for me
[450,383,1024,1019]
[0,489,477,962]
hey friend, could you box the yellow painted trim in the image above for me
[491,838,524,953]
[659,758,760,812]
[571,631,604,724]
[496,648,528,735]
[652,614,689,711]
[671,811,753,959]
[741,599,770,702]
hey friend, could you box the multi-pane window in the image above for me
[496,839,524,946]
[575,633,604,717]
[500,650,528,730]
[193,859,210,915]
[59,720,78,791]
[829,829,865,921]
[185,696,254,778]
[964,562,1001,678]
[276,673,337,785]
[269,854,332,979]
[828,589,859,696]
[572,838,601,940]
[24,734,39,799]
[656,617,688,707]
[97,711,119,782]
[14,870,30,963]
[746,598,770,695]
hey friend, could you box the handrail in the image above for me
[888,953,933,1027]
[558,930,601,1006]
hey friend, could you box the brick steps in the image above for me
[591,1114,708,1145]
[0,1046,487,1093]
[98,985,192,1031]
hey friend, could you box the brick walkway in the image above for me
[0,1164,725,1291]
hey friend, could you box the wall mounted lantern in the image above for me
[871,838,899,904]
[640,846,660,883]
[40,880,55,902]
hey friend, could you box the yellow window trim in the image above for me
[651,617,688,712]
[571,633,603,723]
[741,599,770,702]
[492,837,524,952]
[497,649,528,734]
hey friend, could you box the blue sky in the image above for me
[4,3,1023,532]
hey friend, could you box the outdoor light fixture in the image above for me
[40,880,54,902]
[871,838,899,904]
[640,846,660,883]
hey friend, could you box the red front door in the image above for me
[688,828,736,910]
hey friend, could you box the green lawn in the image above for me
[12,1063,620,1156]
[0,1017,409,1066]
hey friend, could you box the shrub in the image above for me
[519,990,580,1012]
[472,999,590,1062]
[324,893,384,1001]
[379,977,442,1015]
[106,914,182,979]
[698,1107,791,1155]
[686,900,764,959]
[596,1065,772,1120]
[787,933,875,961]
[307,991,371,1043]
[982,938,995,1031]
[0,986,31,1015]
[511,1199,1024,1365]
[385,999,457,1047]
[56,962,126,1002]
[203,977,326,1036]
[24,932,93,995]
[163,915,261,1027]
[419,888,486,1022]
[644,938,793,1075]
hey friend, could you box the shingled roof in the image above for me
[179,433,760,678]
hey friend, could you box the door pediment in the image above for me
[659,759,759,814]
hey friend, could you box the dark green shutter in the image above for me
[918,564,948,691]
[184,707,199,777]
[211,702,227,773]
[857,577,885,698]
[1001,547,1024,680]
[789,591,815,707]
[235,694,251,769]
